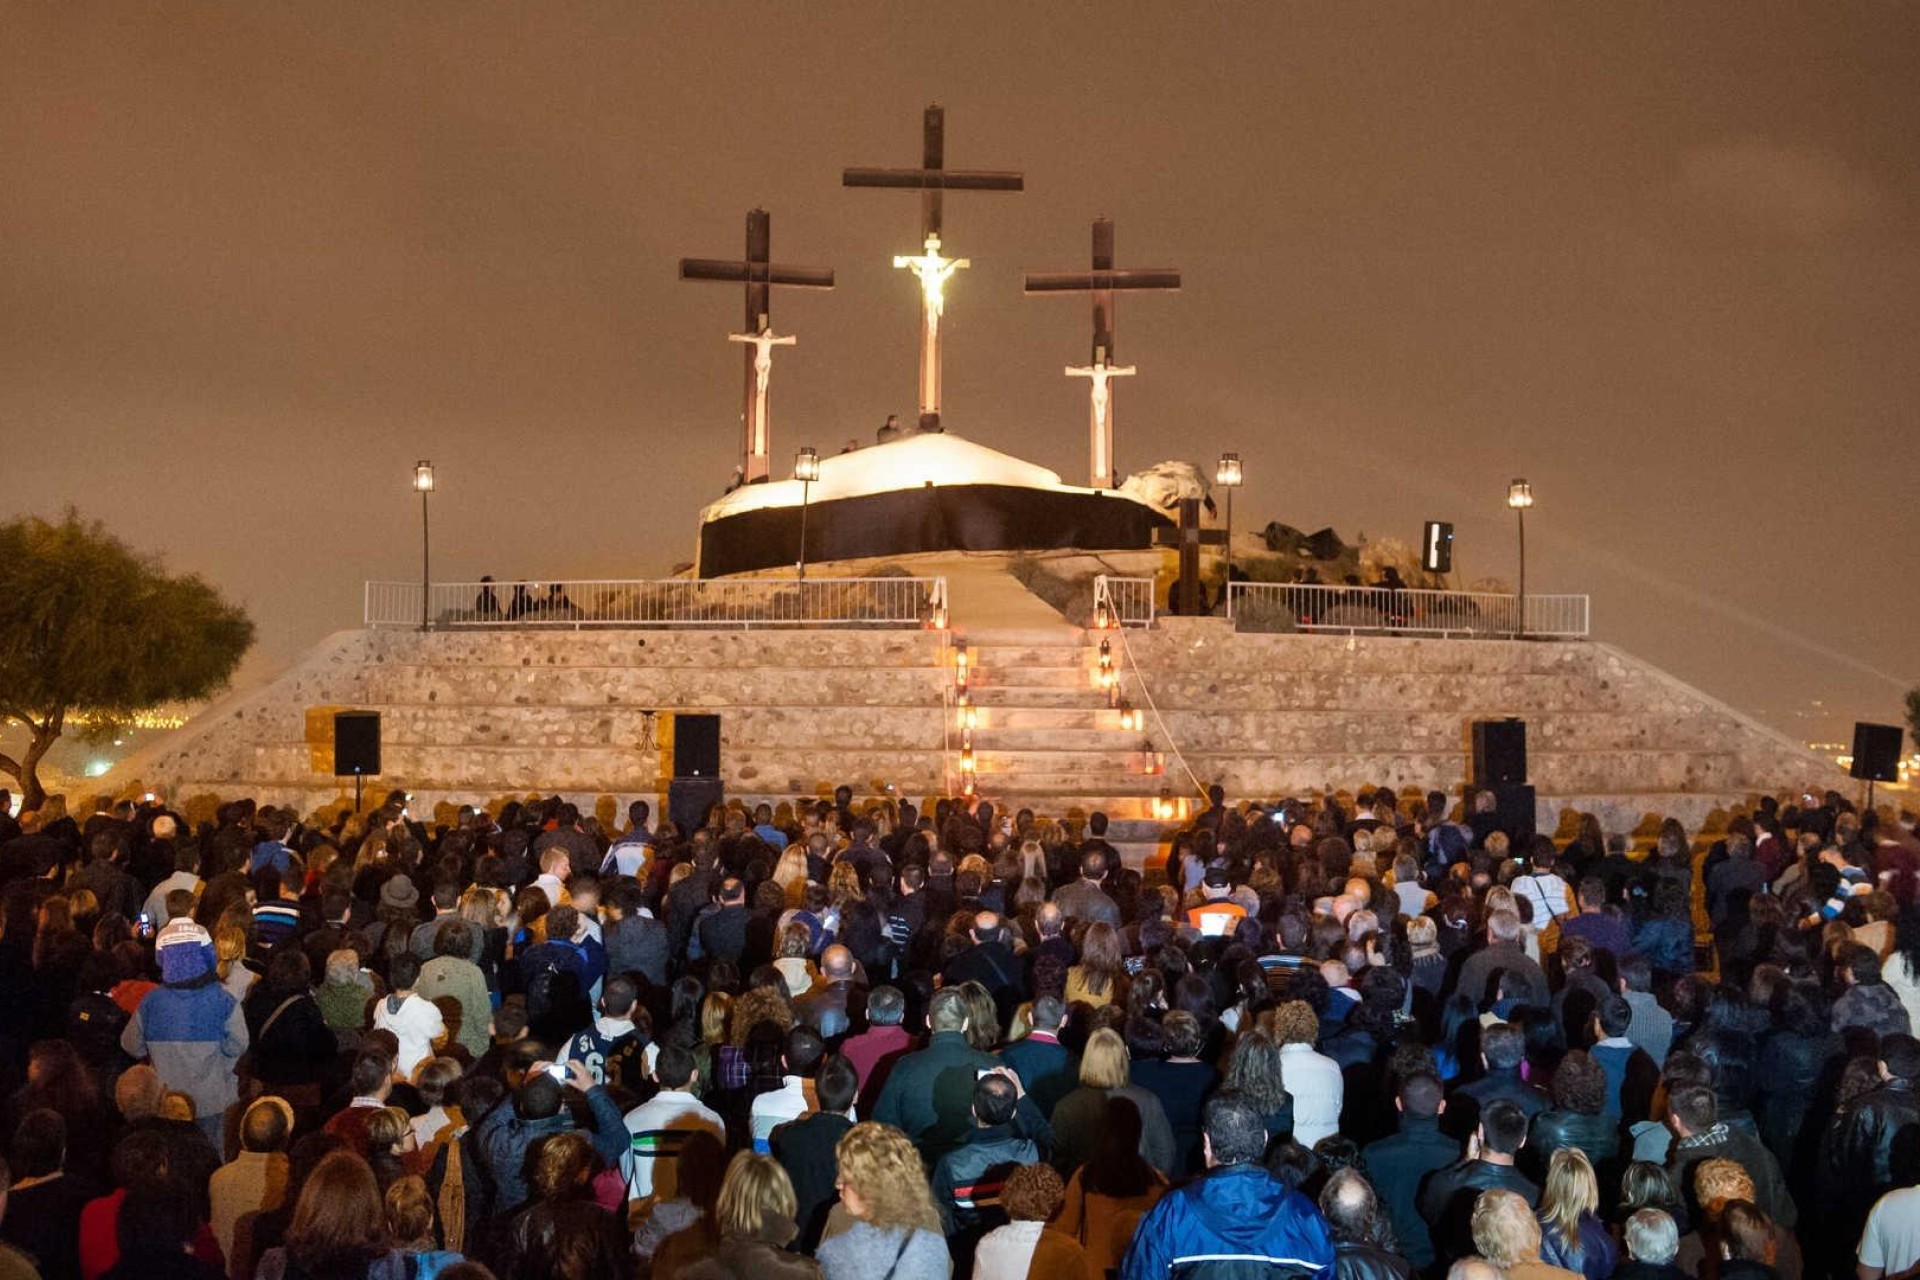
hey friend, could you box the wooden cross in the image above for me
[844,104,1023,431]
[1025,218,1181,489]
[1154,497,1228,616]
[680,208,834,484]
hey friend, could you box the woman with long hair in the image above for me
[384,1175,461,1277]
[1537,1148,1618,1280]
[254,1149,398,1280]
[816,1122,950,1280]
[1067,924,1126,1008]
[1222,1026,1295,1140]
[1886,905,1920,1035]
[1049,1028,1177,1178]
[1059,1094,1169,1276]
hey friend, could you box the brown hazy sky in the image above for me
[3,4,1916,744]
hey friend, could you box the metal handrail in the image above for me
[1225,582,1590,639]
[1093,575,1156,629]
[365,577,949,631]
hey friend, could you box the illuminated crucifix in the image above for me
[1025,218,1182,488]
[845,104,1023,432]
[680,209,834,484]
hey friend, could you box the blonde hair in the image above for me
[1079,1028,1130,1089]
[700,992,733,1045]
[1406,915,1438,951]
[1692,1158,1755,1219]
[1272,999,1319,1047]
[365,1106,408,1155]
[1471,1188,1542,1267]
[1540,1147,1599,1244]
[214,925,248,978]
[715,1152,797,1238]
[834,1123,942,1233]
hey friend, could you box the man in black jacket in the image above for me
[1819,1034,1920,1259]
[1322,1168,1416,1280]
[931,1072,1041,1263]
[1417,1099,1539,1269]
[771,1053,858,1251]
[1444,1024,1548,1141]
[1363,1073,1459,1273]
[940,912,1024,1033]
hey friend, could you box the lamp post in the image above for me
[1216,452,1243,588]
[794,447,820,582]
[1507,478,1532,638]
[412,460,435,631]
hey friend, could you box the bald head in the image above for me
[971,911,1004,944]
[821,944,854,980]
[1036,902,1064,938]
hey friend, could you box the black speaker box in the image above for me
[673,714,722,778]
[1496,783,1538,845]
[334,711,382,777]
[1850,722,1903,783]
[1472,718,1528,787]
[668,777,725,837]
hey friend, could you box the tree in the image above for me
[1908,687,1920,754]
[0,511,254,810]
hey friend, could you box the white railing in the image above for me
[1093,575,1156,629]
[365,577,949,631]
[1225,583,1590,639]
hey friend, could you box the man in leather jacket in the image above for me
[1321,1168,1416,1280]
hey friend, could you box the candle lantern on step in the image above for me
[953,648,969,692]
[959,697,977,731]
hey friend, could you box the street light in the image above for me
[412,460,435,631]
[794,447,820,582]
[1507,478,1533,638]
[1216,452,1243,588]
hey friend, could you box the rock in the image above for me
[1118,461,1216,514]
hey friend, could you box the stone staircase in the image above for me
[957,626,1184,868]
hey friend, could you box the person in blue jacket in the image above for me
[120,918,248,1145]
[1122,1089,1336,1280]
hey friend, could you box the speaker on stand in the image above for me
[667,714,723,836]
[333,711,382,813]
[1851,721,1903,809]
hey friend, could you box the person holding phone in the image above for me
[473,1055,628,1215]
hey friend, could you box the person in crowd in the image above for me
[1120,1091,1334,1280]
[1534,1148,1615,1280]
[1320,1168,1415,1280]
[973,1162,1092,1280]
[495,1132,628,1280]
[671,1152,819,1280]
[1616,1209,1688,1280]
[118,920,248,1146]
[1049,1028,1175,1178]
[1059,1096,1168,1279]
[252,1150,399,1280]
[207,1097,293,1275]
[1418,1100,1539,1269]
[815,1122,951,1280]
[1468,1189,1578,1280]
[1362,1072,1458,1274]
[771,1054,858,1252]
[931,1072,1039,1254]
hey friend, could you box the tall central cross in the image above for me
[844,104,1023,432]
[1024,218,1181,488]
[680,208,834,484]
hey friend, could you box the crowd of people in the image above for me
[0,778,1916,1280]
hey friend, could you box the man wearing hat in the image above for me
[121,919,250,1144]
[1186,867,1249,937]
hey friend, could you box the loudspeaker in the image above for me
[1472,718,1528,787]
[1496,783,1537,845]
[333,711,382,777]
[1850,722,1903,783]
[667,777,724,836]
[673,714,721,779]
[1422,521,1455,573]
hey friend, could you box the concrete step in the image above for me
[957,644,1092,668]
[367,630,947,670]
[965,665,1098,691]
[969,726,1145,751]
[956,627,1088,646]
[961,707,1116,732]
[972,748,1164,774]
[964,687,1113,710]
[365,664,946,707]
[365,703,946,749]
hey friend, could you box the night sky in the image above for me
[3,5,1915,745]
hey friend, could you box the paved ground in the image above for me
[939,558,1075,631]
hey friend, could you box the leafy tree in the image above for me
[1908,687,1920,754]
[0,511,254,810]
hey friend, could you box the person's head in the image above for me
[1471,1187,1543,1268]
[1397,1071,1445,1120]
[1080,849,1108,883]
[364,1107,407,1157]
[240,1096,294,1154]
[1540,1147,1599,1243]
[544,904,580,942]
[1481,1023,1525,1072]
[1319,1168,1383,1245]
[415,1057,462,1111]
[819,943,855,981]
[866,985,905,1027]
[1223,1028,1290,1116]
[287,1151,389,1266]
[971,1071,1019,1128]
[782,1025,826,1078]
[815,1054,858,1117]
[1720,1200,1776,1264]
[114,1064,165,1122]
[349,1050,394,1100]
[1201,1090,1269,1167]
[833,1122,942,1232]
[1550,1051,1606,1117]
[1882,1034,1920,1083]
[387,952,421,993]
[1478,1099,1528,1158]
[928,986,971,1034]
[1624,1208,1680,1265]
[1669,1084,1717,1137]
[1693,1158,1755,1219]
[530,1131,594,1201]
[1079,1027,1130,1089]
[1000,1162,1065,1223]
[1030,993,1067,1034]
[115,1179,199,1258]
[654,1043,698,1092]
[1271,999,1318,1048]
[384,1176,436,1249]
[715,1151,797,1241]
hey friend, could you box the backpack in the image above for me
[67,991,131,1067]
